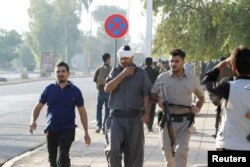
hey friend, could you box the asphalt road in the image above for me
[0,77,97,165]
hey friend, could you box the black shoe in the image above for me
[95,128,101,133]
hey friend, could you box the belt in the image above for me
[170,113,192,122]
[111,109,141,118]
[171,116,191,122]
[169,103,192,109]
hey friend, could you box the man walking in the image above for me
[202,46,250,150]
[151,49,204,167]
[104,45,152,167]
[144,57,159,132]
[93,53,112,134]
[29,61,91,167]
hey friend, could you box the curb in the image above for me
[0,75,92,86]
[2,144,46,167]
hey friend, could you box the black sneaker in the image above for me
[95,128,101,133]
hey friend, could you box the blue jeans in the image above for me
[96,91,110,131]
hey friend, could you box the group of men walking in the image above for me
[28,44,250,167]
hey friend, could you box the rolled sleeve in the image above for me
[194,76,204,98]
[151,75,161,94]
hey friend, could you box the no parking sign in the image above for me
[104,14,129,39]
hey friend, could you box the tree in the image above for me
[0,29,22,68]
[19,43,36,71]
[152,0,250,61]
[27,0,92,67]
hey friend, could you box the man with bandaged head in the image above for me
[104,45,152,167]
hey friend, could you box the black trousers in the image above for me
[46,129,75,167]
[147,103,156,129]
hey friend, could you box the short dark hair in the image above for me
[145,57,153,66]
[56,61,69,72]
[170,48,186,59]
[220,56,226,61]
[230,46,250,74]
[124,45,131,50]
[102,53,111,62]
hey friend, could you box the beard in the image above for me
[57,76,67,83]
[121,62,129,68]
[171,66,182,73]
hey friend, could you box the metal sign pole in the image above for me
[104,14,128,67]
[114,39,118,67]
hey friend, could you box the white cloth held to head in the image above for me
[117,45,134,58]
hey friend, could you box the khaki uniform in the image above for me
[151,70,204,167]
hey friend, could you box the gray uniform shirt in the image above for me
[106,65,152,111]
[151,70,204,114]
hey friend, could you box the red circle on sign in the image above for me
[104,14,129,39]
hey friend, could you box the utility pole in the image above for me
[88,11,93,74]
[126,0,131,44]
[146,0,153,57]
[64,0,68,63]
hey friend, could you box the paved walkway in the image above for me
[3,95,217,167]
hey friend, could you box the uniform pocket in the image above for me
[184,85,193,96]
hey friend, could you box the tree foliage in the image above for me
[152,0,250,61]
[27,0,92,67]
[0,29,22,68]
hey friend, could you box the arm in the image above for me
[201,60,230,100]
[192,96,205,114]
[104,67,134,93]
[141,96,150,123]
[215,58,231,73]
[93,68,99,82]
[150,93,164,111]
[77,106,91,146]
[29,102,44,134]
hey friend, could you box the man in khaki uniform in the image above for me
[151,49,205,167]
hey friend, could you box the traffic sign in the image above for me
[104,14,129,39]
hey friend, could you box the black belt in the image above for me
[170,113,192,122]
[171,116,192,122]
[169,103,192,109]
[111,109,141,118]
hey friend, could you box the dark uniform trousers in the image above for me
[46,129,75,167]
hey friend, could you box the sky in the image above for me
[0,0,147,43]
[0,0,30,33]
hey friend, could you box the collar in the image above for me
[103,64,110,68]
[170,68,187,78]
[55,80,74,88]
[236,76,250,80]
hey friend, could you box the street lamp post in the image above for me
[64,0,68,63]
[146,0,153,57]
[88,10,93,74]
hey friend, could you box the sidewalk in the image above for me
[3,97,217,167]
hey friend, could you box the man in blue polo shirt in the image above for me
[29,61,91,167]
